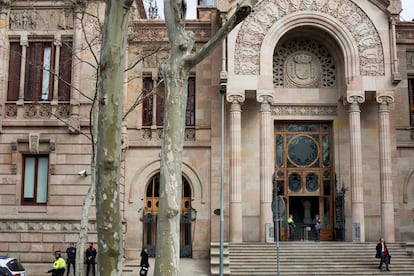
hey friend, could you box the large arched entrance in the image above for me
[274,122,334,241]
[142,173,195,257]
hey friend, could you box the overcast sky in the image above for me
[150,0,414,21]
[401,0,414,21]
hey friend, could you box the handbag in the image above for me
[140,266,149,276]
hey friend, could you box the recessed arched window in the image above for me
[273,38,336,88]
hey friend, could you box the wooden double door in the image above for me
[274,122,334,241]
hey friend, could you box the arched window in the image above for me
[143,173,194,257]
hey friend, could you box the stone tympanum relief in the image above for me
[9,9,73,30]
[274,38,336,88]
[235,0,385,77]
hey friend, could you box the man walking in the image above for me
[376,238,391,271]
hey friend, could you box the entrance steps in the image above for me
[211,242,414,275]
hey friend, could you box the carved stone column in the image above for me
[68,8,82,133]
[0,1,11,132]
[376,93,395,242]
[257,94,274,241]
[18,36,28,105]
[346,95,366,242]
[227,94,244,242]
[52,35,62,103]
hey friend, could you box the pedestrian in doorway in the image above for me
[312,214,321,242]
[65,242,76,276]
[139,246,150,276]
[287,214,296,241]
[376,238,391,271]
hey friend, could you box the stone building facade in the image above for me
[0,0,413,274]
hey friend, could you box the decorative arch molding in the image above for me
[234,0,385,77]
[128,159,205,205]
[261,15,355,81]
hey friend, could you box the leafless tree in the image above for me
[154,1,257,275]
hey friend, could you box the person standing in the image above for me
[312,214,321,242]
[139,247,150,276]
[65,242,76,276]
[287,214,296,241]
[85,242,97,276]
[47,251,67,276]
[376,238,391,271]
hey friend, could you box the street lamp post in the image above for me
[272,173,285,276]
[219,83,226,276]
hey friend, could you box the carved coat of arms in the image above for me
[285,51,321,88]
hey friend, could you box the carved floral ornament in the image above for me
[235,0,385,77]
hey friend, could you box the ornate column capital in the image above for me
[344,94,365,105]
[257,91,274,104]
[54,34,62,47]
[376,94,394,105]
[227,90,245,104]
[19,33,29,47]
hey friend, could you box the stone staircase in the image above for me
[211,242,414,275]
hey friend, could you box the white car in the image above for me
[0,256,26,276]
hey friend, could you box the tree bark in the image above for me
[154,1,256,275]
[94,0,133,275]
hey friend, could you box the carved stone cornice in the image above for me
[396,22,414,44]
[369,0,391,14]
[0,220,97,233]
[271,104,337,116]
[128,21,212,43]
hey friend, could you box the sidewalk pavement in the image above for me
[126,257,210,276]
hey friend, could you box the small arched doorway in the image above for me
[142,173,194,257]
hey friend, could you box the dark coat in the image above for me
[66,246,76,261]
[85,246,97,264]
[376,242,390,258]
[140,249,149,268]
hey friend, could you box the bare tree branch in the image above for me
[185,0,257,68]
[123,78,164,120]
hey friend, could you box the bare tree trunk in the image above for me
[94,0,133,275]
[154,1,256,275]
[77,98,98,276]
[76,180,95,276]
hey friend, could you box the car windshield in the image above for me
[7,259,25,271]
